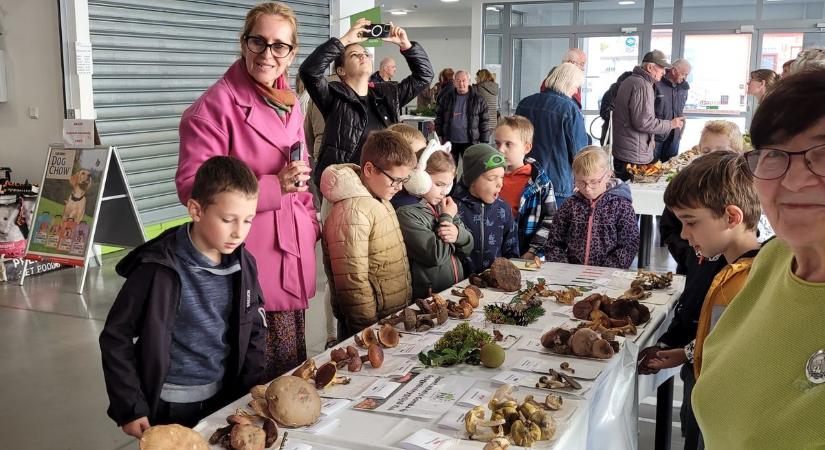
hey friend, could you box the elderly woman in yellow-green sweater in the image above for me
[691,68,825,449]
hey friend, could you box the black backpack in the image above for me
[599,71,633,145]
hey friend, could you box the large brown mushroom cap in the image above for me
[591,339,615,359]
[361,328,377,347]
[403,308,417,331]
[367,344,384,368]
[490,258,522,292]
[290,359,316,380]
[140,424,210,450]
[314,362,338,388]
[265,376,322,427]
[569,328,600,357]
[377,324,400,348]
[572,299,595,320]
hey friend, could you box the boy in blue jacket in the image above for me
[455,144,520,274]
[100,156,267,438]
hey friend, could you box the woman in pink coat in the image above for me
[176,2,319,381]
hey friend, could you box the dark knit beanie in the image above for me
[461,144,506,186]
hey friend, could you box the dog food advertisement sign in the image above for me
[26,148,107,266]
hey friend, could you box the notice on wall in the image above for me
[75,42,93,75]
[63,119,96,149]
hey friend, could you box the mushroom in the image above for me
[591,338,615,359]
[262,417,279,448]
[510,420,534,447]
[248,398,269,418]
[436,304,449,325]
[482,437,510,450]
[489,258,522,292]
[290,359,316,380]
[360,344,384,368]
[572,298,595,320]
[544,394,563,411]
[264,375,322,427]
[463,287,480,308]
[417,315,435,331]
[314,362,351,389]
[403,308,417,331]
[569,328,600,357]
[464,406,506,441]
[330,347,348,364]
[227,414,253,426]
[230,423,266,450]
[431,292,448,308]
[377,324,400,348]
[416,298,434,314]
[249,385,267,400]
[360,328,377,348]
[540,327,571,349]
[530,412,556,441]
[347,356,363,372]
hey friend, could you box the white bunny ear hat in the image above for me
[403,139,453,196]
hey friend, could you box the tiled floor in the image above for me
[0,220,683,450]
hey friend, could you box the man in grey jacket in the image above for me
[612,50,685,181]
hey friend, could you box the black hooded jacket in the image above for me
[299,38,433,184]
[99,226,267,426]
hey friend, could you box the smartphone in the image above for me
[289,142,305,187]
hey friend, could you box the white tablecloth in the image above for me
[628,181,668,217]
[197,262,683,450]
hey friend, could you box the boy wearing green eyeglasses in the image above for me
[454,144,520,274]
[320,130,417,340]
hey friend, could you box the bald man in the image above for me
[369,57,397,83]
[540,48,587,108]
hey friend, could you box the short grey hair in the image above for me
[790,47,825,74]
[561,48,585,64]
[379,57,396,70]
[642,62,661,73]
[454,70,470,80]
[672,58,691,71]
[544,62,584,96]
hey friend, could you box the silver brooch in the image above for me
[806,349,825,384]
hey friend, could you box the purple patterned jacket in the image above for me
[544,179,639,269]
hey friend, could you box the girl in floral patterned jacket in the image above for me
[543,146,639,268]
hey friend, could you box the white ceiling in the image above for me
[378,0,474,14]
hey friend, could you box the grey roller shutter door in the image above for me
[89,0,330,225]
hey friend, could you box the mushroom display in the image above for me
[209,411,278,450]
[572,293,650,326]
[314,362,351,389]
[631,270,673,290]
[463,387,559,447]
[141,424,209,450]
[469,258,522,292]
[377,324,400,348]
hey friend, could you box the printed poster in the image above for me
[26,147,110,266]
[368,373,475,420]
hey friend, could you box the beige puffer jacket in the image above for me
[320,164,412,332]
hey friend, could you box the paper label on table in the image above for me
[512,356,603,380]
[320,398,351,416]
[363,379,402,399]
[491,370,526,385]
[372,374,474,420]
[364,356,416,378]
[514,356,544,372]
[436,406,470,431]
[295,416,340,434]
[457,387,492,407]
[283,443,312,450]
[399,429,456,450]
[318,374,377,399]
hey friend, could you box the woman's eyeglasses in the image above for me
[745,144,825,180]
[244,35,294,58]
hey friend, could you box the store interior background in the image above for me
[1,0,824,448]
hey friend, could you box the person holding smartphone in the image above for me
[299,18,434,186]
[176,2,320,382]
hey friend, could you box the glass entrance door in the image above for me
[678,32,752,149]
[509,36,570,113]
[578,35,640,112]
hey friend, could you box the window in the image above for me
[511,3,574,26]
[578,0,646,25]
[485,4,504,28]
[682,33,752,114]
[762,0,825,20]
[579,35,640,111]
[760,33,804,73]
[681,0,757,22]
[653,0,675,25]
[651,29,673,62]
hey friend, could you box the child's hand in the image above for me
[647,348,688,370]
[122,416,150,439]
[441,197,458,217]
[438,222,459,243]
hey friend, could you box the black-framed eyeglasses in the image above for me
[244,35,294,58]
[375,165,411,188]
[745,144,825,180]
